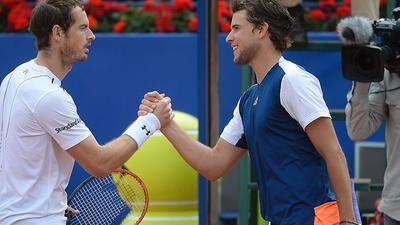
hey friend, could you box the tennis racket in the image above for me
[66,168,149,225]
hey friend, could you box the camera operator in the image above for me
[342,6,400,215]
[345,65,400,225]
[340,4,400,223]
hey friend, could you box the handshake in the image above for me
[138,91,174,130]
[123,91,174,148]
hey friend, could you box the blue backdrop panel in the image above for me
[0,33,384,195]
[0,33,242,194]
[218,34,243,127]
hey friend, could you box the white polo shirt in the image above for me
[0,60,91,225]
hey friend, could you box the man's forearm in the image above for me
[161,121,224,180]
[325,148,356,222]
[345,82,385,140]
[99,112,163,173]
[68,134,139,178]
[100,135,138,172]
[305,118,357,223]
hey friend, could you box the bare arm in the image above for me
[305,117,355,222]
[345,82,386,140]
[68,97,172,178]
[161,120,247,181]
[139,91,247,180]
[67,135,138,178]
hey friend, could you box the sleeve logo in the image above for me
[55,118,82,133]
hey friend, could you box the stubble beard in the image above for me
[62,42,88,65]
[233,42,260,65]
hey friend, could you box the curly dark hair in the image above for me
[232,0,294,51]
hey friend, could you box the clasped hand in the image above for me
[138,91,174,128]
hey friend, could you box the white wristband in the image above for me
[123,113,161,147]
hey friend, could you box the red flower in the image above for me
[380,0,387,6]
[156,13,175,32]
[319,0,335,9]
[344,0,351,5]
[111,3,128,12]
[157,2,171,14]
[172,0,194,11]
[336,5,351,18]
[6,2,32,31]
[89,0,102,7]
[155,3,175,32]
[218,1,232,18]
[113,20,126,33]
[219,19,231,32]
[102,2,113,11]
[0,6,3,14]
[309,9,326,22]
[87,15,98,31]
[218,0,230,8]
[2,0,25,9]
[187,16,198,32]
[9,16,29,31]
[142,0,157,13]
[90,8,105,18]
[85,0,107,18]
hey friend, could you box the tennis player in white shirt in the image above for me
[0,1,172,224]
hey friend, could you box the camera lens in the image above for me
[354,48,378,73]
[342,45,385,82]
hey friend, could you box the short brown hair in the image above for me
[232,0,294,51]
[29,0,83,50]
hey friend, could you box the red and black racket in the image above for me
[66,169,149,225]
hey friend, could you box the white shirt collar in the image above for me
[29,59,62,86]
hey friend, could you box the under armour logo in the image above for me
[142,125,150,136]
[253,96,258,106]
[22,69,28,75]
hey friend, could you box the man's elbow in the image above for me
[85,154,113,178]
[86,165,110,178]
[347,129,365,141]
[202,169,225,181]
[207,174,221,181]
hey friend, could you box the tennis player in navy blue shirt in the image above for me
[139,0,357,224]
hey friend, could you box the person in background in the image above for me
[351,0,379,20]
[346,1,400,224]
[278,0,308,44]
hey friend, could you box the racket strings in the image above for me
[114,173,147,221]
[68,174,141,225]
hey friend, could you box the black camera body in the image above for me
[342,7,400,82]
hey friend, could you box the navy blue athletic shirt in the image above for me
[221,57,335,224]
